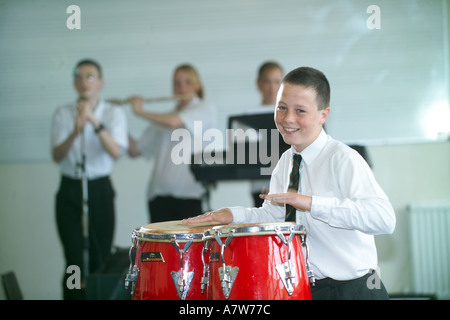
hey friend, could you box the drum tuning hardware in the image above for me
[275,227,297,295]
[124,228,140,295]
[171,270,194,300]
[200,241,210,294]
[124,265,139,295]
[276,262,295,295]
[219,265,239,299]
[300,234,315,287]
[215,232,238,299]
[171,236,195,300]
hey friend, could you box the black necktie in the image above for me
[285,154,302,222]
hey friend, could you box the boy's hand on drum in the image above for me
[182,208,233,226]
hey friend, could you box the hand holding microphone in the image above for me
[75,98,102,135]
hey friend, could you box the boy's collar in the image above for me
[292,129,328,164]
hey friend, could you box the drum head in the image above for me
[203,221,305,239]
[137,220,217,242]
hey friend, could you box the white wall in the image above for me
[369,141,450,294]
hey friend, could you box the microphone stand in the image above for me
[79,129,90,289]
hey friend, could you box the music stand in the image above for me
[227,111,290,155]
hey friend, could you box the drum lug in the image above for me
[275,226,297,295]
[215,231,238,299]
[124,265,139,295]
[300,234,315,287]
[200,270,209,295]
[171,236,195,300]
[124,228,140,295]
[171,270,194,300]
[200,241,210,294]
[219,265,239,299]
[276,262,295,295]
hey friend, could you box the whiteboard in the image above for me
[0,0,448,162]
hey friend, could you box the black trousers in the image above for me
[310,270,390,300]
[55,176,115,300]
[148,196,203,223]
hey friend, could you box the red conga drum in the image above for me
[124,220,212,300]
[203,222,311,300]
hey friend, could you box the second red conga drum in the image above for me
[203,222,311,300]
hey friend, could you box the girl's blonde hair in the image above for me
[173,64,204,99]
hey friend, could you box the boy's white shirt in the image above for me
[229,129,395,280]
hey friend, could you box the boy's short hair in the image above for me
[282,67,330,110]
[74,59,103,78]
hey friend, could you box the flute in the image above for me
[106,94,194,105]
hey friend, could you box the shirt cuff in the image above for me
[229,206,247,225]
[310,196,332,223]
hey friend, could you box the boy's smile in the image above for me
[275,83,330,153]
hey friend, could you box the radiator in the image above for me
[409,201,450,299]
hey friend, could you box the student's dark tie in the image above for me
[285,154,302,222]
